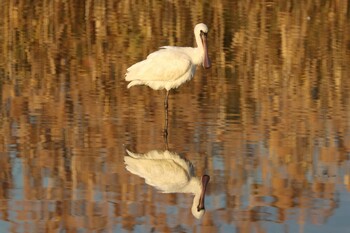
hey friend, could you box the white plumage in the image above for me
[125,23,211,91]
[124,149,210,219]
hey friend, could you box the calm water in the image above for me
[0,1,350,233]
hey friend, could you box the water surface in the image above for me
[0,0,349,232]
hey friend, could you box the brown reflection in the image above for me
[124,149,210,219]
[0,0,349,232]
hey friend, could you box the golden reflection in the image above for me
[0,0,349,232]
[124,149,210,219]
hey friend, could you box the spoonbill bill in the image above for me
[124,149,210,219]
[125,23,211,136]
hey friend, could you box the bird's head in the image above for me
[194,23,211,69]
[194,23,209,35]
[191,175,210,219]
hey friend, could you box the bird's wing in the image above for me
[126,149,195,176]
[125,47,192,82]
[124,156,190,192]
[124,150,194,192]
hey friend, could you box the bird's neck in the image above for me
[196,32,205,51]
[179,177,201,194]
[195,32,203,50]
[190,183,206,219]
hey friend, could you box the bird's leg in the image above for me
[164,90,169,110]
[163,91,169,140]
[164,131,169,150]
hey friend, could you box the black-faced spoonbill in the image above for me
[124,149,210,219]
[125,23,211,137]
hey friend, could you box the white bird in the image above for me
[125,23,211,136]
[124,149,210,219]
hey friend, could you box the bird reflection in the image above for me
[124,149,210,219]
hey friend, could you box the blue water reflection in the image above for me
[0,0,349,232]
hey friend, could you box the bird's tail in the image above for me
[125,149,143,158]
[126,80,143,89]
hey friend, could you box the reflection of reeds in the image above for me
[0,0,349,232]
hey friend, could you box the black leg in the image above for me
[164,90,169,110]
[163,91,169,144]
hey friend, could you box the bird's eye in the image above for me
[200,30,207,36]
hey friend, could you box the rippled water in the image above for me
[0,1,349,233]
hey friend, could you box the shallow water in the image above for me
[0,0,349,232]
